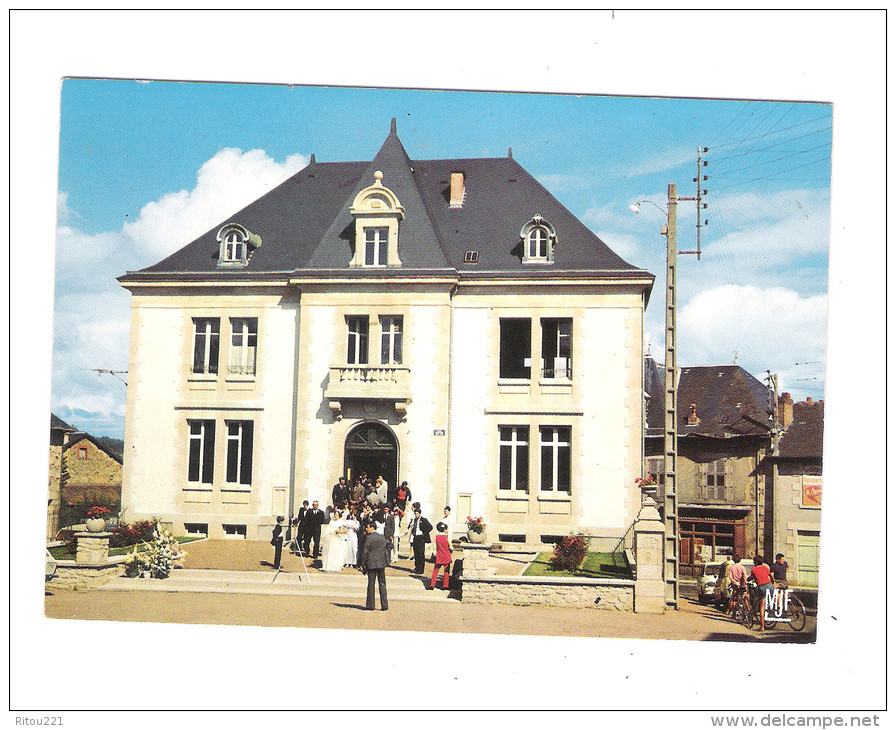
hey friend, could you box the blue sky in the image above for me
[53,80,831,438]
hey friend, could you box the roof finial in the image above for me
[390,117,397,135]
[309,153,316,164]
[508,147,513,159]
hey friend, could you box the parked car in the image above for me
[45,548,58,582]
[697,559,754,604]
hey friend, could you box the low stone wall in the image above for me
[51,558,127,591]
[462,575,634,610]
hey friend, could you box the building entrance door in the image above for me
[344,422,398,496]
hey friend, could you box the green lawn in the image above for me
[49,536,202,561]
[523,551,632,579]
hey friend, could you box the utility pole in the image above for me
[662,183,681,608]
[636,148,707,609]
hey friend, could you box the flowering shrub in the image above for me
[466,516,486,534]
[86,505,112,520]
[109,519,156,548]
[121,521,186,579]
[549,533,588,573]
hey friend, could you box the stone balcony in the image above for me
[324,364,412,419]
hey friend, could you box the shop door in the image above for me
[797,530,820,587]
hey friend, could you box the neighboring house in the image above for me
[118,120,654,543]
[644,359,773,574]
[758,394,824,588]
[48,414,79,539]
[61,434,123,509]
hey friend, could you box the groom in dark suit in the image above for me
[302,500,326,558]
[360,522,390,611]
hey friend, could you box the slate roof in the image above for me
[645,361,771,439]
[122,121,650,283]
[50,414,76,432]
[777,401,824,459]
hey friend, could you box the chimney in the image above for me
[778,392,794,428]
[449,171,465,208]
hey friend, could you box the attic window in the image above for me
[464,250,479,263]
[520,214,557,264]
[217,223,260,267]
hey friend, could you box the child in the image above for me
[429,522,452,590]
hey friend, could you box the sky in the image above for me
[53,80,831,439]
[11,9,885,718]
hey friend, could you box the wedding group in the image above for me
[274,473,458,592]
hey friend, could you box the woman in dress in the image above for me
[344,508,360,568]
[321,510,348,572]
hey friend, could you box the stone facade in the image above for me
[462,575,634,609]
[51,560,126,590]
[119,124,653,543]
[62,436,123,506]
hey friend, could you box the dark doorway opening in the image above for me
[344,421,398,495]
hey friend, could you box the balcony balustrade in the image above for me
[323,364,412,419]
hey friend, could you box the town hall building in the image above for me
[119,120,655,544]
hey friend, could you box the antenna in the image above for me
[92,369,128,386]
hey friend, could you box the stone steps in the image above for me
[98,568,459,604]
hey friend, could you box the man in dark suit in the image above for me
[331,477,350,510]
[360,522,390,611]
[409,506,433,574]
[302,500,326,558]
[292,500,309,554]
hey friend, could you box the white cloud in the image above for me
[123,148,308,257]
[52,148,308,436]
[676,284,828,397]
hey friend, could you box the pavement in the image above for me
[43,539,817,642]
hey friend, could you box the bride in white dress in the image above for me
[344,512,360,567]
[322,512,349,572]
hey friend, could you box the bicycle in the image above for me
[745,583,806,632]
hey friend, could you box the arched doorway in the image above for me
[344,421,398,496]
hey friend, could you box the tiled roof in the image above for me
[778,401,824,459]
[63,433,124,465]
[645,361,771,439]
[122,122,651,283]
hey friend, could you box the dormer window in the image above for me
[520,214,557,264]
[349,171,404,268]
[364,227,389,267]
[217,223,261,267]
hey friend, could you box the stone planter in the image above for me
[85,518,107,533]
[467,529,486,544]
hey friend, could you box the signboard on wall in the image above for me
[801,475,822,508]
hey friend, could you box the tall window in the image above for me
[229,318,258,375]
[380,316,403,365]
[222,229,245,263]
[540,426,571,493]
[499,318,531,379]
[527,226,549,259]
[499,426,529,492]
[701,458,728,500]
[541,318,572,378]
[225,421,254,486]
[187,420,215,484]
[364,227,389,266]
[346,316,369,365]
[192,318,220,374]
